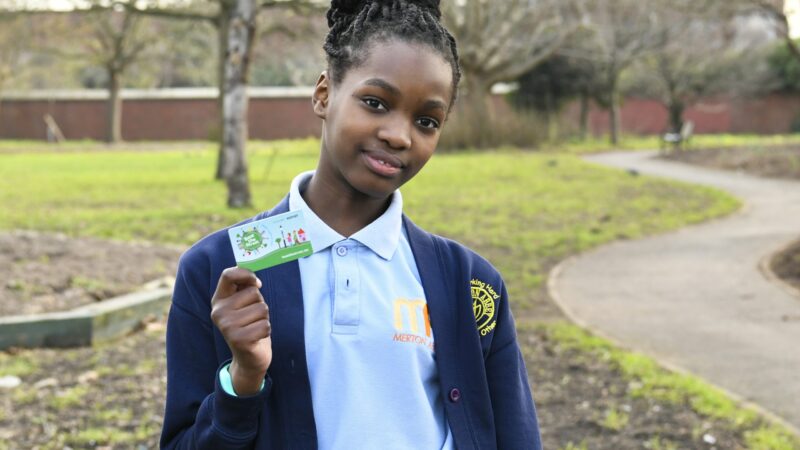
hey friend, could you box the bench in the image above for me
[661,120,693,152]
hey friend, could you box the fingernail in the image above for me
[256,278,262,288]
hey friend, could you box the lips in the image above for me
[362,150,403,177]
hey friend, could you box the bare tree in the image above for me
[572,0,667,145]
[2,0,258,205]
[251,13,326,86]
[0,15,27,98]
[0,9,152,142]
[220,0,256,207]
[86,8,150,143]
[622,0,781,140]
[623,8,730,135]
[0,17,23,123]
[116,0,322,207]
[732,0,800,60]
[441,0,583,125]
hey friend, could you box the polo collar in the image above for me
[288,171,402,261]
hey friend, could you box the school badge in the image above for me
[471,279,499,336]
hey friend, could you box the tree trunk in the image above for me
[545,89,558,142]
[215,10,232,180]
[222,0,256,208]
[459,75,493,148]
[667,98,684,134]
[579,91,589,141]
[107,69,123,144]
[609,79,621,146]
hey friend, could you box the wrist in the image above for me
[229,360,266,396]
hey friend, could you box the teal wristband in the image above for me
[219,363,265,397]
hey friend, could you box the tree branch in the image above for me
[259,0,326,14]
[113,1,217,24]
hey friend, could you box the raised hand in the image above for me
[210,267,272,395]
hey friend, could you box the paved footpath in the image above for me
[549,150,800,431]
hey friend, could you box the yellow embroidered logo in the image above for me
[393,299,431,337]
[392,298,434,351]
[471,279,499,336]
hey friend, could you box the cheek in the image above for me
[408,145,436,174]
[335,112,375,145]
[419,134,439,157]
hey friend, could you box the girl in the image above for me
[160,0,541,448]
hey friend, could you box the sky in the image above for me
[22,0,800,38]
[789,0,800,37]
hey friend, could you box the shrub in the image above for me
[438,105,544,151]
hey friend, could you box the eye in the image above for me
[362,97,387,111]
[417,117,440,130]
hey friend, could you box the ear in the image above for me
[312,71,330,119]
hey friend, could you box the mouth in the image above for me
[362,150,403,177]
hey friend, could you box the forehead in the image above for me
[343,39,453,103]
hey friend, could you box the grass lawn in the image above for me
[1,139,798,448]
[0,139,739,312]
[4,132,800,156]
[548,133,800,154]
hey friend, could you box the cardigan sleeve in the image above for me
[160,249,271,449]
[484,280,543,450]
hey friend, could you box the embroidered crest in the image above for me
[471,279,499,336]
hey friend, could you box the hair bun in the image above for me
[415,0,440,11]
[330,0,367,15]
[403,0,441,20]
[328,0,442,27]
[328,0,365,28]
[331,0,441,14]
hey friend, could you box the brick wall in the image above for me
[2,89,799,141]
[561,94,800,136]
[0,88,320,141]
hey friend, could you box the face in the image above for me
[312,39,454,200]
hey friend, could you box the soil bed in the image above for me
[0,231,181,317]
[772,239,800,293]
[0,232,781,448]
[661,145,800,180]
[525,326,751,449]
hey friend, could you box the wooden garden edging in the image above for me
[0,278,173,350]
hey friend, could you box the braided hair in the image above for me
[323,0,461,107]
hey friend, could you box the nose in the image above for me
[377,114,412,150]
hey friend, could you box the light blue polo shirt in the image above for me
[222,171,453,449]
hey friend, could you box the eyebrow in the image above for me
[364,78,401,97]
[422,99,448,113]
[363,78,448,112]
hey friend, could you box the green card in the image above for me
[227,210,313,271]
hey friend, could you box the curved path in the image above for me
[549,150,800,431]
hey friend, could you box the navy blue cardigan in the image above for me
[160,196,542,449]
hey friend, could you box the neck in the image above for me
[303,172,391,238]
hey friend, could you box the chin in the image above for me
[350,173,401,199]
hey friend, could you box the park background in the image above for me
[2,0,800,448]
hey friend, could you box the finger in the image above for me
[214,267,262,298]
[229,301,269,329]
[223,286,265,310]
[211,287,265,329]
[232,318,272,343]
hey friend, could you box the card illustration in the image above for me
[228,210,313,271]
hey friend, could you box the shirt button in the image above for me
[336,247,348,257]
[449,388,461,403]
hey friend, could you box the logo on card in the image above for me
[235,226,271,255]
[471,279,499,336]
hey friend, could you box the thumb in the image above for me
[215,267,262,298]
